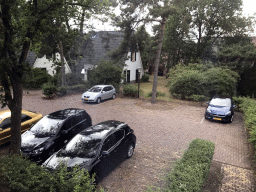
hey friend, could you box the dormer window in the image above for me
[131,52,136,62]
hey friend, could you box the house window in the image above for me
[131,52,136,62]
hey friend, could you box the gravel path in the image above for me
[0,90,255,191]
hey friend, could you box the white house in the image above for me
[123,51,144,83]
[75,31,144,82]
[33,53,72,76]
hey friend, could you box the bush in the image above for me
[42,82,57,98]
[189,95,208,102]
[57,86,68,96]
[123,84,138,97]
[68,84,88,93]
[167,138,215,192]
[0,154,96,192]
[147,91,166,97]
[88,60,122,92]
[234,97,256,155]
[168,64,239,99]
[23,68,52,89]
[141,74,150,82]
[65,73,84,86]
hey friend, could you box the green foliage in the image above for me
[122,84,138,97]
[141,74,150,82]
[168,64,239,99]
[42,82,57,98]
[147,91,166,97]
[0,154,95,192]
[189,95,208,102]
[57,86,68,96]
[23,68,52,89]
[88,60,122,91]
[167,138,215,192]
[68,84,89,93]
[65,73,84,86]
[238,66,256,97]
[233,97,256,156]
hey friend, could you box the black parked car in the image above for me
[21,108,92,164]
[205,96,235,123]
[42,120,136,183]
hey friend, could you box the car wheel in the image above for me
[112,94,116,100]
[229,115,234,123]
[92,174,99,185]
[127,144,135,159]
[96,97,101,104]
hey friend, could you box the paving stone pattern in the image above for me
[1,91,254,191]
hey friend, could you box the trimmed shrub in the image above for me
[167,138,215,192]
[42,82,57,98]
[189,95,208,102]
[147,91,166,97]
[88,60,122,92]
[141,74,150,82]
[168,64,239,99]
[65,73,84,86]
[0,154,96,192]
[123,84,138,97]
[68,84,88,93]
[23,68,52,89]
[57,86,68,96]
[234,97,256,155]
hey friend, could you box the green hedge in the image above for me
[168,64,239,99]
[167,138,215,192]
[122,84,138,97]
[233,96,256,155]
[0,154,96,192]
[141,74,150,82]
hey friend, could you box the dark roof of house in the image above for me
[25,51,37,66]
[75,31,125,75]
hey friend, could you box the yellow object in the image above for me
[0,110,43,145]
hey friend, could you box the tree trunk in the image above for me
[9,74,23,154]
[151,18,166,103]
[59,40,66,87]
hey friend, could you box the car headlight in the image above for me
[225,111,231,115]
[207,108,211,113]
[30,147,44,155]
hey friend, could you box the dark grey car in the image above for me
[42,120,136,183]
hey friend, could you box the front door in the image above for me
[127,70,130,83]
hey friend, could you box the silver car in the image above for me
[81,85,116,104]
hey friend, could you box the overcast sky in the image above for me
[93,0,256,36]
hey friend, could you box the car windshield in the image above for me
[58,134,101,158]
[88,87,102,92]
[209,98,231,107]
[30,116,62,137]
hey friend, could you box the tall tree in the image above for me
[187,0,253,59]
[0,0,112,154]
[116,0,179,103]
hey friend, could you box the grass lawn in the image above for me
[125,75,173,102]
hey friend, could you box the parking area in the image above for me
[1,90,255,191]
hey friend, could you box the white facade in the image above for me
[123,51,144,82]
[33,53,72,76]
[81,64,95,81]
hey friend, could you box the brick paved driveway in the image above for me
[1,91,255,191]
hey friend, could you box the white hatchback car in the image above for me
[81,85,116,104]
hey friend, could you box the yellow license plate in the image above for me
[213,117,222,121]
[84,98,89,101]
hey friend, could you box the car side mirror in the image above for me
[207,102,209,105]
[102,151,109,156]
[61,130,68,135]
[233,105,236,108]
[102,91,105,93]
